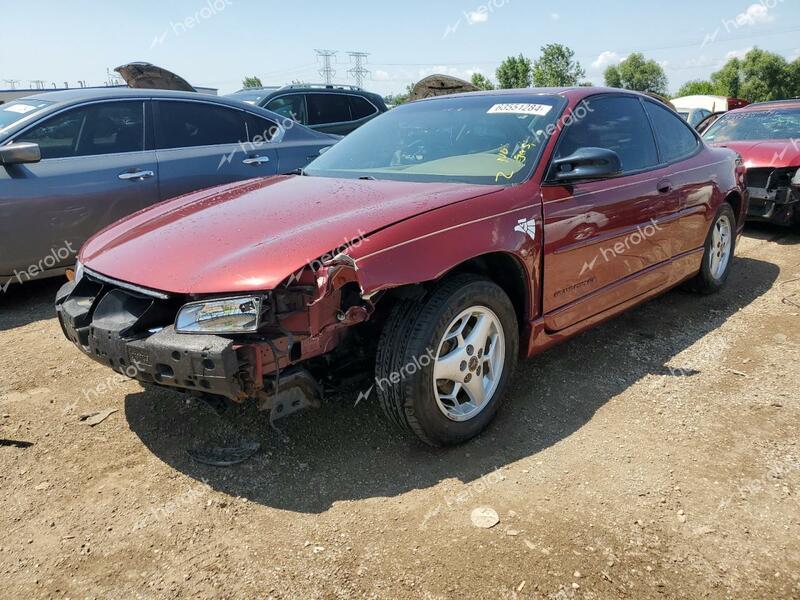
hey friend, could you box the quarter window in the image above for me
[245,114,280,143]
[16,101,144,159]
[554,96,658,174]
[645,101,700,162]
[306,93,352,125]
[156,101,245,149]
[348,96,377,120]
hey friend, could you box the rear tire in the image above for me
[685,203,736,295]
[375,274,519,447]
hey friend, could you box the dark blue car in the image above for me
[0,88,337,285]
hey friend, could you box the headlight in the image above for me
[74,260,85,284]
[175,296,263,334]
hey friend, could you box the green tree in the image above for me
[709,49,799,102]
[532,43,585,87]
[496,54,533,89]
[604,53,668,95]
[470,72,495,91]
[385,82,416,106]
[242,76,263,88]
[675,80,718,97]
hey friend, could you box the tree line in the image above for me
[384,45,800,105]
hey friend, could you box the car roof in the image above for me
[411,86,654,104]
[1,87,330,142]
[15,87,249,106]
[736,99,800,112]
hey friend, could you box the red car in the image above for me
[703,99,800,227]
[57,88,747,446]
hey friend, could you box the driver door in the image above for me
[541,95,678,331]
[0,100,159,277]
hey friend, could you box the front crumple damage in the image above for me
[746,166,800,225]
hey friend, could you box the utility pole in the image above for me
[347,52,370,88]
[315,49,337,85]
[2,80,20,89]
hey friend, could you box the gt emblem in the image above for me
[514,217,536,241]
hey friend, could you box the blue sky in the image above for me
[1,0,798,96]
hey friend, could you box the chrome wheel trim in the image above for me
[709,213,733,280]
[433,306,506,422]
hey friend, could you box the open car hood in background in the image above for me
[115,62,196,92]
[409,75,480,102]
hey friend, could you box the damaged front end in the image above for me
[56,257,375,421]
[746,167,800,226]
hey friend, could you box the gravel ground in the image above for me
[1,225,799,599]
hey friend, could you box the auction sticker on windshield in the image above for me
[3,104,39,114]
[487,103,552,116]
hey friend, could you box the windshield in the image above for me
[703,108,800,142]
[305,94,566,185]
[0,99,54,134]
[230,90,272,105]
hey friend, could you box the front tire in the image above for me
[685,203,736,295]
[376,275,519,447]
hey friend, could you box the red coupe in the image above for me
[703,99,799,227]
[57,88,747,446]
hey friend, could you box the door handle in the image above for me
[243,156,271,166]
[118,170,155,181]
[657,179,673,194]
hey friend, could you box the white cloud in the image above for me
[592,51,624,70]
[465,10,489,25]
[373,70,391,81]
[726,47,753,61]
[733,3,775,27]
[550,13,560,21]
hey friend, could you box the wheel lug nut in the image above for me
[460,361,468,372]
[466,345,474,356]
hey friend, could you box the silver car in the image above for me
[0,88,337,288]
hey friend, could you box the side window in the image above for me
[156,101,245,149]
[349,96,378,120]
[644,101,700,163]
[265,95,307,124]
[306,93,352,125]
[555,96,658,173]
[17,102,144,159]
[245,113,280,143]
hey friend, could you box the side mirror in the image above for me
[550,147,622,182]
[0,142,42,166]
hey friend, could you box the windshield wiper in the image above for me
[358,175,376,180]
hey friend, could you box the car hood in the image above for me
[709,140,800,168]
[81,175,500,295]
[115,62,196,92]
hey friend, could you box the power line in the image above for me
[315,49,337,85]
[347,52,371,88]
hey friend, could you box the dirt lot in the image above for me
[1,225,799,599]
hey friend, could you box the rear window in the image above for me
[307,94,352,125]
[156,101,245,149]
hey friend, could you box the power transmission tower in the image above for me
[315,49,337,85]
[3,80,20,89]
[347,52,370,88]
